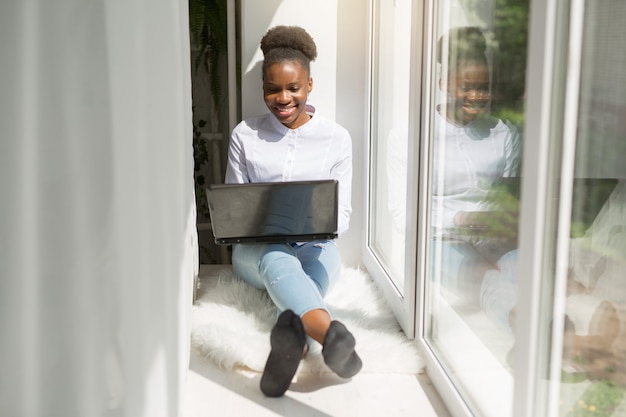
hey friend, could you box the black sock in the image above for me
[322,320,362,379]
[260,310,306,397]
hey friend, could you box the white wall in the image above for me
[240,0,368,267]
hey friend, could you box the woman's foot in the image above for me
[322,320,362,378]
[260,310,306,397]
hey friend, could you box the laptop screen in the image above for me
[206,180,339,244]
[488,176,618,236]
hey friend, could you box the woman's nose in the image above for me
[276,90,290,102]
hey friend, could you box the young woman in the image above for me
[224,25,361,397]
[431,26,522,318]
[433,26,521,234]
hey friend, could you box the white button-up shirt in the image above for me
[432,110,521,232]
[225,109,353,236]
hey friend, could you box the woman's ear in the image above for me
[308,77,313,94]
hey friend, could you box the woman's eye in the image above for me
[458,85,490,95]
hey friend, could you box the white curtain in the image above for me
[0,1,197,416]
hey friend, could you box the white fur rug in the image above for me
[191,266,424,376]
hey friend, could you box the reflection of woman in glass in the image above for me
[432,26,521,308]
[225,26,361,397]
[433,26,521,234]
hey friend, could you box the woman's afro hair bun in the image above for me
[260,25,317,62]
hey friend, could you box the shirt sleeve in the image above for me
[332,127,353,236]
[224,124,248,184]
[503,121,522,178]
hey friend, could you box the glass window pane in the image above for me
[559,2,626,415]
[423,1,529,416]
[369,0,413,292]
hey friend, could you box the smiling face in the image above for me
[263,61,313,129]
[444,61,491,125]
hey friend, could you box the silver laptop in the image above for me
[206,180,339,244]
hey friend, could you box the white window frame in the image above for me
[364,0,589,416]
[514,0,586,416]
[362,0,425,339]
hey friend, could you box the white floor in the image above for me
[182,349,451,417]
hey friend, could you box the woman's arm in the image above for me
[331,128,353,236]
[503,121,522,178]
[224,126,249,184]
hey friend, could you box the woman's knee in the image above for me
[258,244,299,278]
[298,241,342,294]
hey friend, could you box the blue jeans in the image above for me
[479,249,518,328]
[433,239,495,301]
[433,238,518,328]
[231,240,342,317]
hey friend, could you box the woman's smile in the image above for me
[274,105,297,117]
[263,61,312,129]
